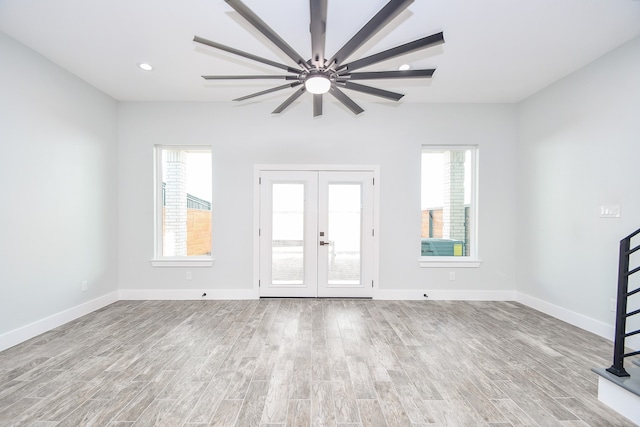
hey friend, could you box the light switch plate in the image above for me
[600,205,621,218]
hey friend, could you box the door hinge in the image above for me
[372,229,375,237]
[259,177,262,184]
[259,280,261,287]
[372,177,375,185]
[372,280,374,288]
[259,228,261,236]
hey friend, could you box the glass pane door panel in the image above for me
[271,184,304,285]
[327,184,361,285]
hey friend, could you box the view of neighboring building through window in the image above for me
[156,147,212,258]
[421,147,476,257]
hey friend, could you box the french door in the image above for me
[259,170,375,298]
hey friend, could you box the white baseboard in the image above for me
[118,288,259,300]
[516,291,615,341]
[3,288,634,355]
[0,292,119,352]
[374,289,640,349]
[374,289,517,301]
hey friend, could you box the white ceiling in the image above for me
[1,0,639,104]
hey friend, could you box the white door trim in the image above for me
[253,164,380,297]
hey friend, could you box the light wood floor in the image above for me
[0,299,636,426]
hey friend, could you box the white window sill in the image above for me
[418,257,482,268]
[150,257,215,268]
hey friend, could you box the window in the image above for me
[420,146,479,267]
[152,146,213,267]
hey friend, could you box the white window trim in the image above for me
[150,258,214,268]
[418,258,482,268]
[150,145,214,268]
[419,145,480,268]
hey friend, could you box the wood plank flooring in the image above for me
[0,299,637,426]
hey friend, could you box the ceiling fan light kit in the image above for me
[195,0,444,116]
[305,73,332,94]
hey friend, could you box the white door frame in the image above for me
[253,164,380,298]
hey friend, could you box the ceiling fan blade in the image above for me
[272,87,306,114]
[194,36,302,74]
[346,69,435,80]
[202,75,298,80]
[313,93,323,116]
[309,0,328,68]
[329,86,364,115]
[342,82,404,101]
[234,82,303,101]
[326,0,414,67]
[225,0,309,70]
[338,32,444,73]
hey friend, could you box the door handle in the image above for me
[320,241,330,246]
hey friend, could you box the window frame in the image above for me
[150,145,214,268]
[418,145,481,268]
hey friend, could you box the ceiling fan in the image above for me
[194,0,444,116]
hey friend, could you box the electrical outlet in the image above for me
[81,280,88,291]
[610,298,617,312]
[449,272,455,281]
[186,271,192,280]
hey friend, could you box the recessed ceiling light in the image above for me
[398,64,411,71]
[138,63,154,71]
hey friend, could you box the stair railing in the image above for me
[607,227,640,377]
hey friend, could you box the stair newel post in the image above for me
[607,237,631,378]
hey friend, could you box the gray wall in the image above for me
[0,32,119,336]
[516,37,640,333]
[117,102,518,296]
[3,24,638,347]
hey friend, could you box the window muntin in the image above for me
[155,147,212,260]
[421,147,477,260]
